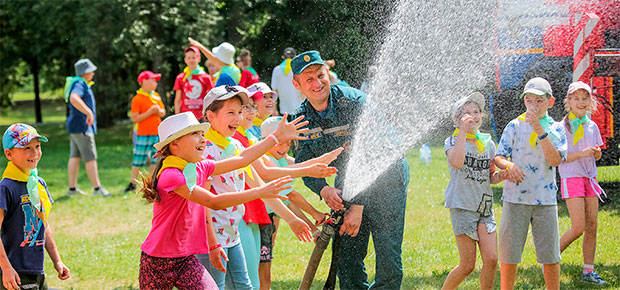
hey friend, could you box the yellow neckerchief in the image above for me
[568,111,590,145]
[451,128,487,153]
[236,126,255,146]
[182,66,206,82]
[2,161,51,224]
[205,127,253,179]
[280,59,292,75]
[136,88,161,104]
[157,155,198,192]
[517,112,554,149]
[252,117,265,128]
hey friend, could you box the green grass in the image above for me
[0,123,618,289]
[0,98,67,125]
[11,88,64,102]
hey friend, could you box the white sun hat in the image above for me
[212,42,236,65]
[154,112,211,151]
[260,116,283,139]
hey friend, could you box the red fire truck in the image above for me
[489,0,620,165]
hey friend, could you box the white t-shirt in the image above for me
[271,65,304,114]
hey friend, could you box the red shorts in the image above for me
[561,177,602,199]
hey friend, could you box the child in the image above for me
[188,38,241,85]
[173,46,214,120]
[257,116,332,290]
[442,92,501,290]
[494,77,567,290]
[197,85,314,289]
[1,123,70,290]
[125,71,166,193]
[246,82,278,138]
[238,49,260,88]
[138,111,306,289]
[232,100,340,289]
[558,81,607,285]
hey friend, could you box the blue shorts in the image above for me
[132,135,160,167]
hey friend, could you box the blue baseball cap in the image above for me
[74,58,97,76]
[291,51,325,75]
[3,123,48,150]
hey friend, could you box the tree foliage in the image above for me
[0,0,392,126]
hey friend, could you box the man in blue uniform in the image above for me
[290,51,410,289]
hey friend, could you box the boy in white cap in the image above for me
[188,37,241,85]
[65,58,110,197]
[494,77,567,289]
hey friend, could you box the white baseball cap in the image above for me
[451,92,485,126]
[202,85,249,116]
[520,77,553,98]
[567,81,592,97]
[260,116,283,138]
[212,42,236,65]
[247,82,278,100]
[154,112,210,151]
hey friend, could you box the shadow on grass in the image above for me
[273,263,619,289]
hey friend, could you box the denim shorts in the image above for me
[449,208,496,241]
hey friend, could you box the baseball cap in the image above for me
[74,58,97,76]
[283,47,296,58]
[291,51,325,75]
[260,116,283,138]
[567,81,592,97]
[202,85,250,116]
[451,92,486,126]
[3,123,48,150]
[184,46,200,54]
[247,82,278,101]
[520,77,553,98]
[137,71,161,84]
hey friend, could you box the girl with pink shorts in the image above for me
[558,81,607,285]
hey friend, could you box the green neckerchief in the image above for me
[64,76,94,102]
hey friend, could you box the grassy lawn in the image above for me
[0,122,618,289]
[0,98,67,125]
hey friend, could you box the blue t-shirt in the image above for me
[0,177,54,274]
[67,80,97,134]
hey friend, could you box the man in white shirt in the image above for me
[271,47,304,115]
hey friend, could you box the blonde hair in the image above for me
[563,89,597,131]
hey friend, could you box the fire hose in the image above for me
[299,201,351,290]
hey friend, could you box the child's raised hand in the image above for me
[209,247,229,273]
[506,163,525,183]
[459,114,476,131]
[305,163,338,178]
[272,114,309,143]
[289,217,313,242]
[315,147,344,165]
[259,176,293,200]
[187,37,205,49]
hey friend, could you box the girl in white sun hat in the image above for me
[137,110,308,290]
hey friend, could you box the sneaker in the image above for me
[93,186,112,197]
[124,182,136,193]
[582,271,607,285]
[67,187,89,196]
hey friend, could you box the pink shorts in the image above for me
[561,177,602,199]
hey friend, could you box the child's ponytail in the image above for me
[139,145,171,203]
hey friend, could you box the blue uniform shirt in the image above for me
[0,177,53,275]
[67,80,97,134]
[292,85,408,205]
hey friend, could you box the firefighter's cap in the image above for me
[520,77,553,98]
[291,51,324,75]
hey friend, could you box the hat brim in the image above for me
[294,61,324,75]
[520,89,551,98]
[153,123,211,151]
